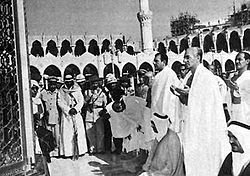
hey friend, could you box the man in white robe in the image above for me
[57,75,88,158]
[176,47,231,176]
[151,52,180,141]
[226,51,250,123]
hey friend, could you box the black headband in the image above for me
[228,121,250,130]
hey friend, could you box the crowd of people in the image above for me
[30,47,250,176]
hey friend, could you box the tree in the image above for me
[170,12,200,37]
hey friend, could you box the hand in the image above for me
[225,79,239,90]
[69,108,77,116]
[175,86,189,96]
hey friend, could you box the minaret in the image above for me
[137,0,153,53]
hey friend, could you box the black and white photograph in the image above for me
[1,0,250,175]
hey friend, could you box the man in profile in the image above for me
[172,47,230,175]
[218,120,250,176]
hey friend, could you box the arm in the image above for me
[57,91,71,115]
[73,90,84,113]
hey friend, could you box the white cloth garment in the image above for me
[228,121,250,176]
[57,83,88,156]
[151,66,180,141]
[232,70,250,123]
[183,64,231,176]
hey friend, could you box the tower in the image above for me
[137,0,153,53]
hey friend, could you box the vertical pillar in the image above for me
[137,0,153,53]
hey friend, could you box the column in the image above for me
[137,0,153,53]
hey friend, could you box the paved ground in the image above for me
[47,152,147,176]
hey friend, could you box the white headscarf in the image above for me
[228,121,250,176]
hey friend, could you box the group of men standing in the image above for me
[30,46,250,176]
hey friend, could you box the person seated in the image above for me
[218,120,250,176]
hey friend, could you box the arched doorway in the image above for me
[46,40,58,57]
[88,39,100,56]
[191,36,200,47]
[168,40,178,54]
[203,60,209,69]
[30,65,42,82]
[213,60,222,76]
[139,62,153,72]
[64,64,80,78]
[74,39,86,57]
[179,38,189,53]
[122,63,137,76]
[43,65,62,77]
[243,29,250,50]
[31,40,44,57]
[203,34,215,53]
[229,31,241,52]
[60,40,72,57]
[83,64,99,80]
[103,63,120,78]
[225,60,235,72]
[216,33,228,52]
[101,39,110,54]
[115,39,123,52]
[158,42,166,54]
[171,61,182,77]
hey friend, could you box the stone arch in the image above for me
[63,64,80,78]
[115,39,123,52]
[31,40,44,57]
[216,33,228,52]
[122,62,137,76]
[179,38,189,53]
[30,65,42,82]
[83,64,99,79]
[139,62,153,72]
[74,39,86,57]
[103,63,120,78]
[225,59,235,72]
[203,34,215,53]
[158,42,166,54]
[229,31,241,52]
[203,60,209,69]
[60,40,72,57]
[43,65,62,77]
[101,39,111,54]
[46,40,58,57]
[88,39,100,56]
[127,46,135,55]
[212,60,222,76]
[168,40,178,54]
[171,61,182,76]
[243,29,250,50]
[191,36,200,47]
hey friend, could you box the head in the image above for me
[31,80,39,98]
[235,51,250,72]
[180,64,188,79]
[208,64,216,75]
[48,77,57,92]
[227,121,250,176]
[138,69,147,84]
[76,74,86,89]
[64,74,74,89]
[144,71,154,87]
[183,47,202,71]
[105,73,118,91]
[153,53,168,72]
